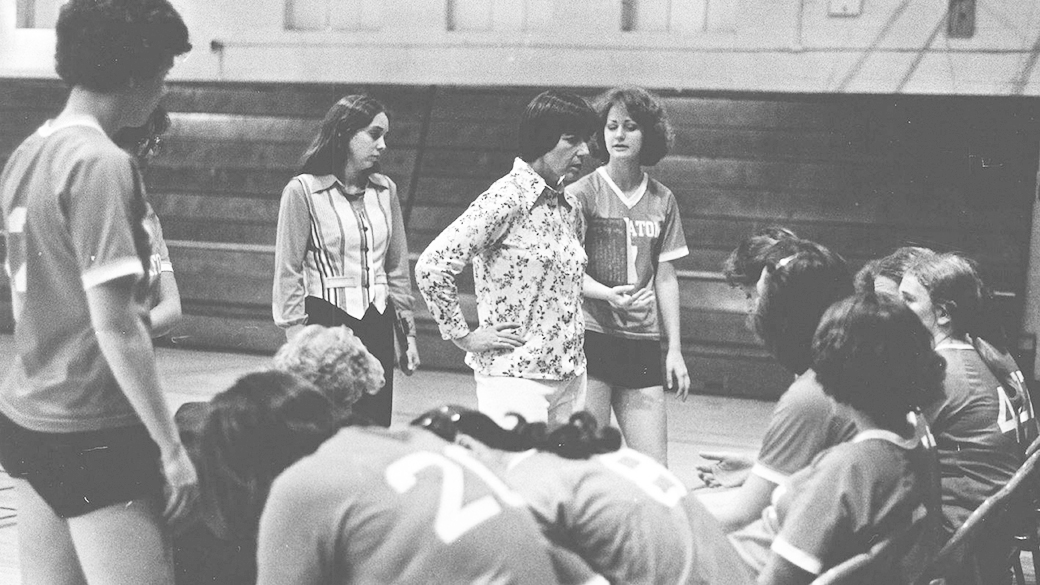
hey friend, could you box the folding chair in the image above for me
[811,519,928,585]
[916,448,1040,585]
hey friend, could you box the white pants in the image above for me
[474,372,588,427]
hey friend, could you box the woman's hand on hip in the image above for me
[401,336,421,375]
[454,323,524,352]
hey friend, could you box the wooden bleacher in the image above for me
[1,79,1037,399]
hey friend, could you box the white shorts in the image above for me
[474,372,588,427]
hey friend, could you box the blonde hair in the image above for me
[272,325,384,414]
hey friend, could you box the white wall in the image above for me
[3,0,1040,94]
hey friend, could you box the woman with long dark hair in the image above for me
[273,95,419,426]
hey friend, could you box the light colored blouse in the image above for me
[273,172,415,337]
[415,158,587,380]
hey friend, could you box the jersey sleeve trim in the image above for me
[658,246,690,263]
[159,260,174,273]
[81,257,144,289]
[771,535,823,575]
[751,462,788,485]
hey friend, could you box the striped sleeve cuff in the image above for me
[658,246,690,263]
[750,462,788,486]
[771,535,823,575]
[81,257,145,289]
[159,260,174,273]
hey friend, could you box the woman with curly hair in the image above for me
[0,0,194,583]
[567,86,689,465]
[698,239,856,532]
[272,324,386,418]
[729,292,944,584]
[414,407,755,584]
[196,371,562,585]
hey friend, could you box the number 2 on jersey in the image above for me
[384,446,522,544]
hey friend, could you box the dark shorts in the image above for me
[584,329,664,388]
[0,410,164,518]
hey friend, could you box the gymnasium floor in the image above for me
[0,334,1033,584]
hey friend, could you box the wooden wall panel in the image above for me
[0,78,1036,400]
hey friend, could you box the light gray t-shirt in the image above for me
[0,118,148,432]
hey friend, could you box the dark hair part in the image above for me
[751,239,853,374]
[592,86,672,166]
[412,407,621,460]
[723,226,800,287]
[113,106,171,166]
[853,246,936,295]
[518,90,598,162]
[813,293,945,435]
[299,95,385,178]
[197,370,348,542]
[55,0,191,92]
[904,252,1007,351]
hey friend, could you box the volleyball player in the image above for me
[414,407,756,585]
[197,370,567,585]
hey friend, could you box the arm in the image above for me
[273,179,311,340]
[86,276,197,525]
[414,188,524,353]
[383,180,420,374]
[696,472,777,533]
[758,555,813,585]
[655,261,689,398]
[149,271,182,338]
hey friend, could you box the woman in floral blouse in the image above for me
[416,90,598,426]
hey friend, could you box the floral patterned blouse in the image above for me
[416,158,588,380]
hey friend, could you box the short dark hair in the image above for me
[299,95,385,178]
[198,371,349,541]
[813,293,945,435]
[904,252,1005,348]
[55,0,191,92]
[853,246,935,294]
[518,90,598,162]
[412,406,621,460]
[723,226,800,287]
[751,239,853,374]
[592,86,672,166]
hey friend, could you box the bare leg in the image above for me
[68,497,173,585]
[13,478,88,585]
[584,376,614,429]
[613,385,668,465]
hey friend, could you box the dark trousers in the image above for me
[304,296,395,426]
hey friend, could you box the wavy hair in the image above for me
[592,86,672,166]
[412,406,621,460]
[853,246,936,295]
[722,226,800,288]
[272,325,385,415]
[55,0,191,92]
[751,239,853,374]
[813,293,945,435]
[197,371,350,542]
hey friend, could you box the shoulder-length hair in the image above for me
[592,86,672,166]
[299,95,386,178]
[813,293,945,435]
[751,239,853,374]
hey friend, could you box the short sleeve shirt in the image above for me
[256,426,559,585]
[569,167,689,340]
[0,119,147,432]
[925,340,1032,534]
[730,431,930,577]
[416,158,588,379]
[504,448,754,585]
[752,369,858,485]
